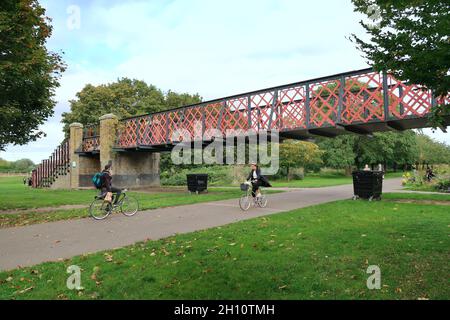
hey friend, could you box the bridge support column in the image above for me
[69,123,83,189]
[69,122,101,189]
[99,114,119,169]
[99,113,160,189]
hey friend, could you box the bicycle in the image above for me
[239,182,268,211]
[89,189,139,220]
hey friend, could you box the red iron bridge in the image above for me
[98,68,450,153]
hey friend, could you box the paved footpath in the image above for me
[0,179,403,271]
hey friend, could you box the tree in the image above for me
[279,140,323,181]
[62,78,202,134]
[318,135,357,175]
[318,130,419,173]
[0,157,34,172]
[416,133,450,166]
[351,0,450,128]
[0,0,65,150]
[354,131,419,170]
[0,158,11,172]
[390,131,419,170]
[12,158,35,172]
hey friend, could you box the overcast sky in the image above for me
[1,0,448,163]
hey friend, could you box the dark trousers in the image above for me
[251,180,261,197]
[102,187,122,204]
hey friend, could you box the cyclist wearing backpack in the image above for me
[100,162,122,204]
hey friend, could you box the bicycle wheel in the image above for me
[89,198,112,220]
[239,195,251,211]
[121,195,139,217]
[257,194,268,208]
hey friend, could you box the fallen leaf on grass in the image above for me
[91,267,100,281]
[90,292,100,299]
[104,253,113,262]
[17,287,34,294]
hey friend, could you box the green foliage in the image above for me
[318,135,356,170]
[416,133,450,165]
[279,140,323,181]
[11,158,34,172]
[318,131,419,171]
[436,178,450,192]
[61,78,202,135]
[0,0,66,150]
[355,131,419,167]
[351,0,450,128]
[161,166,234,187]
[0,158,35,173]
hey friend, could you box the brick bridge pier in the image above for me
[43,114,160,190]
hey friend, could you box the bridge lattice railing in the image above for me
[82,124,100,153]
[115,68,448,148]
[31,140,70,188]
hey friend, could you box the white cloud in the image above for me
[0,118,65,163]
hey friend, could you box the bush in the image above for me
[161,165,235,186]
[435,178,450,192]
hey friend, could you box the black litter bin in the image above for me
[187,174,208,194]
[352,171,383,201]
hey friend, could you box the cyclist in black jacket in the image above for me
[100,162,122,204]
[247,163,271,198]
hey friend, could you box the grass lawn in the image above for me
[1,193,448,300]
[383,193,450,201]
[272,172,405,188]
[0,176,98,210]
[0,176,278,228]
[404,184,438,192]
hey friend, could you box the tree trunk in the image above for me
[345,166,353,176]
